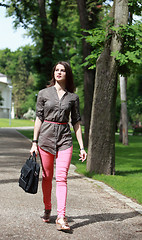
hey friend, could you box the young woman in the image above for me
[30,61,87,231]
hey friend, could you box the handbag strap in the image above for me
[30,152,36,162]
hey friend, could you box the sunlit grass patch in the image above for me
[0,118,35,127]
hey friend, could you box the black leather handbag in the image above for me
[19,152,40,194]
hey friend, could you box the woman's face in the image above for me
[54,64,66,83]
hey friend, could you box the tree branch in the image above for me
[0,3,10,8]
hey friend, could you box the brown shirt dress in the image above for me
[36,86,81,155]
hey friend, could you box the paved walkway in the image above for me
[0,128,142,240]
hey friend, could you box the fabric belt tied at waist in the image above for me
[44,120,67,125]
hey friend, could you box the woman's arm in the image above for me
[30,116,42,155]
[73,121,87,162]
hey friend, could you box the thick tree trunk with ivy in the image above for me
[87,0,128,175]
[119,75,128,145]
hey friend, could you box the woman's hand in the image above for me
[30,143,38,156]
[79,149,87,162]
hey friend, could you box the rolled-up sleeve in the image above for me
[36,91,44,122]
[71,95,81,126]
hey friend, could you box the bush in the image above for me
[133,126,142,135]
[23,108,36,120]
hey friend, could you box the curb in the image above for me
[0,126,34,129]
[15,129,32,142]
[71,166,142,215]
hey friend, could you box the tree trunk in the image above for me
[77,0,96,147]
[87,0,128,175]
[84,67,95,147]
[119,116,123,142]
[120,75,128,145]
[37,0,61,89]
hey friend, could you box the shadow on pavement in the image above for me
[69,211,140,230]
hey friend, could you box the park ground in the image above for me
[0,127,142,240]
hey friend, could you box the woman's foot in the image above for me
[41,209,51,223]
[56,217,70,231]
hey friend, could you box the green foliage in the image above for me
[110,23,142,73]
[3,0,84,89]
[0,46,34,78]
[81,0,142,73]
[52,0,83,86]
[128,96,142,121]
[21,90,37,113]
[127,68,142,122]
[80,2,113,68]
[83,21,142,73]
[6,0,38,28]
[133,126,142,135]
[0,0,85,115]
[0,46,37,117]
[82,28,106,68]
[128,0,142,16]
[12,56,30,117]
[3,0,61,88]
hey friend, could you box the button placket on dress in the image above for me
[55,99,62,152]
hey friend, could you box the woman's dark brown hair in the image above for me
[48,61,75,93]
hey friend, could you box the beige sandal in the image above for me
[56,217,70,231]
[41,209,51,223]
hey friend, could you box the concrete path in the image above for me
[0,128,142,240]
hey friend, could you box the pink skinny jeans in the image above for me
[38,146,73,218]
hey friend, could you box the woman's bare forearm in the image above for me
[73,121,87,162]
[33,116,42,141]
[73,121,84,150]
[30,117,42,155]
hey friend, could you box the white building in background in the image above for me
[0,73,14,119]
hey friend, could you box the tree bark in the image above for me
[84,67,95,147]
[120,75,128,145]
[87,0,128,175]
[77,0,96,147]
[119,116,123,142]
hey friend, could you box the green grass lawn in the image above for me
[0,118,35,127]
[18,129,142,205]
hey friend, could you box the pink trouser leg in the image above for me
[38,147,54,210]
[56,146,73,218]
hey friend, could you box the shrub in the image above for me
[23,108,36,120]
[133,126,142,135]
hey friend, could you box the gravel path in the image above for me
[0,128,142,240]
